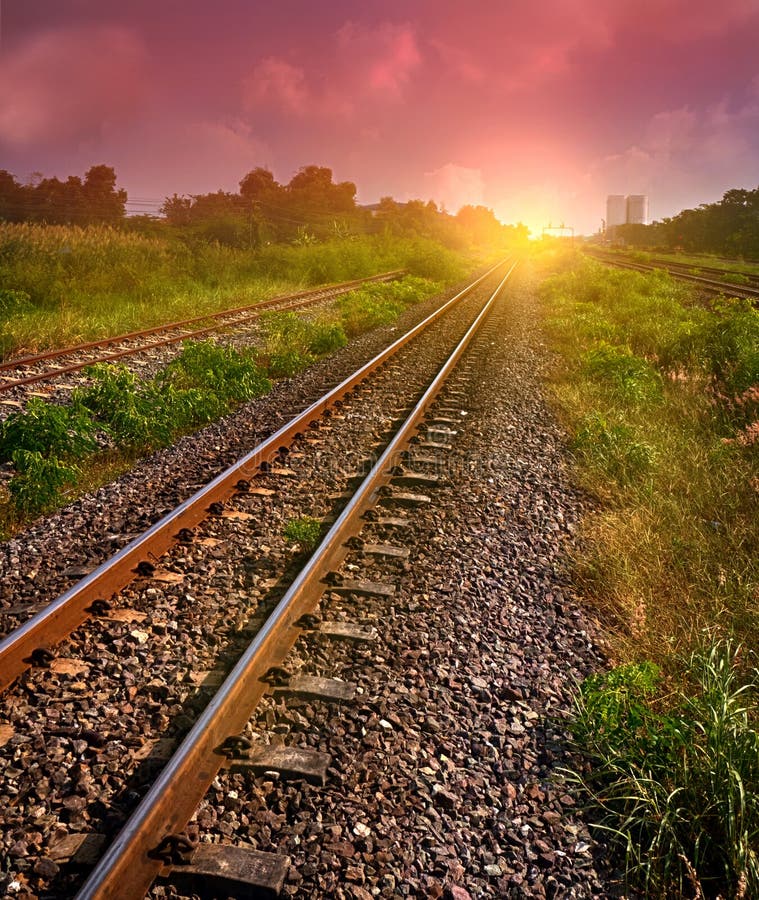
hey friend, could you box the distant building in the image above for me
[605,194,649,238]
[606,195,627,231]
[626,194,649,225]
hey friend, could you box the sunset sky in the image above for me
[1,0,758,235]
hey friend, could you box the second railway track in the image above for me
[584,248,759,302]
[0,270,405,412]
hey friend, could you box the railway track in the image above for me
[0,260,520,898]
[0,270,405,411]
[584,248,759,301]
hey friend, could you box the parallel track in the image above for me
[584,249,759,301]
[72,262,516,899]
[0,270,405,396]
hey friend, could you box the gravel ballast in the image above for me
[153,263,618,899]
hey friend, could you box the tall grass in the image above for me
[0,224,467,356]
[541,255,758,662]
[569,642,758,898]
[0,275,440,527]
[541,253,758,897]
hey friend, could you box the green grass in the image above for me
[596,246,759,278]
[283,515,322,551]
[568,641,758,898]
[540,252,758,898]
[0,223,468,357]
[0,275,442,531]
[540,255,758,662]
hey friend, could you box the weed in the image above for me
[540,255,758,664]
[0,221,469,357]
[161,340,271,404]
[74,364,171,449]
[306,321,348,356]
[582,342,662,402]
[283,515,322,550]
[571,413,655,483]
[0,398,99,462]
[568,640,759,899]
[719,272,750,285]
[8,449,79,514]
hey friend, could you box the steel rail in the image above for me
[0,260,508,692]
[75,260,518,900]
[0,270,406,390]
[586,251,759,300]
[589,250,759,286]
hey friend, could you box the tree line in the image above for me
[0,163,526,251]
[617,187,759,258]
[0,166,127,225]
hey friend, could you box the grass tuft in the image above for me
[283,515,322,551]
[568,640,759,899]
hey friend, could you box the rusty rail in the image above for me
[0,260,508,693]
[74,260,518,900]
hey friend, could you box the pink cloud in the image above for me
[422,163,484,212]
[116,117,271,199]
[243,58,308,114]
[242,21,421,120]
[590,94,759,218]
[0,25,148,147]
[429,41,486,84]
[336,23,421,96]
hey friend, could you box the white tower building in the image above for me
[606,195,627,235]
[626,195,649,225]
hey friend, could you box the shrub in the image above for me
[267,349,315,378]
[75,364,172,449]
[582,342,662,402]
[283,515,322,550]
[571,413,655,483]
[307,321,348,355]
[161,340,271,404]
[0,398,99,462]
[698,301,759,397]
[8,449,79,514]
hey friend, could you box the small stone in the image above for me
[447,887,473,900]
[33,858,60,879]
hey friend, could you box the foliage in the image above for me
[8,450,79,515]
[337,276,438,337]
[571,413,655,483]
[0,398,99,462]
[0,221,470,357]
[161,340,271,404]
[0,165,126,225]
[614,186,759,258]
[74,364,173,449]
[283,516,322,551]
[569,641,759,898]
[582,342,662,402]
[541,254,758,665]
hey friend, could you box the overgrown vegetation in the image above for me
[569,642,758,898]
[615,185,759,258]
[540,253,758,898]
[0,160,527,358]
[0,223,464,356]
